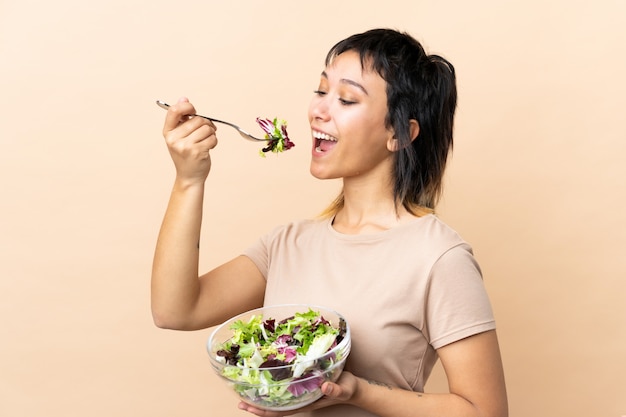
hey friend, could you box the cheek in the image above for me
[359,117,393,146]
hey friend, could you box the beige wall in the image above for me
[1,1,624,416]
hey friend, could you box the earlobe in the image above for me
[386,120,420,152]
[387,138,400,152]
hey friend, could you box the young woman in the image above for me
[152,28,508,417]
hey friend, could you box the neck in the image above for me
[332,176,413,234]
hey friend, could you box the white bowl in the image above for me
[207,304,351,411]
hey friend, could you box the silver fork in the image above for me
[156,100,268,142]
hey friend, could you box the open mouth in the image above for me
[313,130,338,152]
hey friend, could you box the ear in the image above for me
[386,119,420,152]
[409,119,420,141]
[387,137,401,152]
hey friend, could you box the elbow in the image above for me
[150,293,196,330]
[152,314,173,330]
[152,312,176,330]
[478,396,509,417]
[151,308,191,330]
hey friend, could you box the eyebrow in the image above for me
[321,71,369,95]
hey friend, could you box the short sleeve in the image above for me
[242,231,272,281]
[425,243,496,350]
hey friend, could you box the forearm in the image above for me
[151,178,205,329]
[349,378,502,417]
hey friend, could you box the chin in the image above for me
[309,164,334,180]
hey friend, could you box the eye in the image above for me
[313,90,327,97]
[339,98,356,105]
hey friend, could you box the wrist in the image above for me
[349,376,369,406]
[172,176,206,192]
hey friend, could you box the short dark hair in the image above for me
[325,28,457,212]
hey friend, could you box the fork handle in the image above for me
[156,100,236,127]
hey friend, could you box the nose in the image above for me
[308,95,330,122]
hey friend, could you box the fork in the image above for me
[156,100,268,142]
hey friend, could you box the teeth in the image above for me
[315,145,322,152]
[313,131,337,141]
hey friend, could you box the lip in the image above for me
[311,129,338,156]
[311,136,324,156]
[311,129,338,142]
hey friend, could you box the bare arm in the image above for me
[151,97,265,330]
[239,330,507,417]
[346,330,507,417]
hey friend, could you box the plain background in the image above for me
[1,1,625,416]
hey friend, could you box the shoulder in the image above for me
[420,214,466,243]
[419,216,480,272]
[252,219,330,247]
[400,214,472,259]
[257,217,329,245]
[242,218,328,277]
[399,215,482,284]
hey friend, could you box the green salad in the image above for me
[214,308,347,408]
[256,117,295,157]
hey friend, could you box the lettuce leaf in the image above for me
[256,117,295,157]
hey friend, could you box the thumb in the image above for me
[322,381,339,397]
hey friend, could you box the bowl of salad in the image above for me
[207,304,350,411]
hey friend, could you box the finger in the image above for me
[186,124,218,149]
[237,402,281,416]
[320,381,346,401]
[171,116,216,143]
[168,128,217,159]
[162,97,197,134]
[322,381,335,396]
